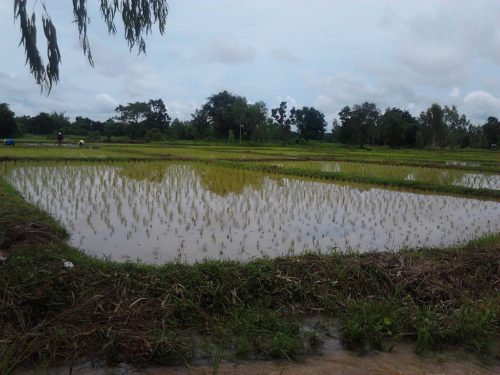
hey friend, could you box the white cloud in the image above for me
[463,91,500,122]
[95,93,118,111]
[449,87,460,98]
[270,49,298,62]
[205,34,255,64]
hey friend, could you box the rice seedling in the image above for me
[4,161,499,264]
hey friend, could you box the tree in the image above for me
[115,102,152,125]
[293,106,326,141]
[443,105,470,148]
[378,108,418,147]
[482,117,499,146]
[0,103,18,138]
[245,101,268,143]
[115,99,170,139]
[271,101,294,141]
[191,109,212,140]
[14,0,169,92]
[353,102,379,147]
[421,103,445,148]
[147,99,171,131]
[24,112,59,135]
[338,103,379,147]
[202,91,249,140]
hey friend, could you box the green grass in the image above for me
[272,160,498,188]
[218,161,500,199]
[1,142,498,199]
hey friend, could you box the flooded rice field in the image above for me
[6,162,500,264]
[274,161,500,190]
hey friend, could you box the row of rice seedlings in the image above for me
[271,161,500,190]
[6,161,500,264]
[0,146,141,160]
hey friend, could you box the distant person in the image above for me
[57,132,63,146]
[78,140,85,147]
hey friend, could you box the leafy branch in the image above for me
[14,0,169,93]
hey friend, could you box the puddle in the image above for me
[6,163,500,264]
[27,346,500,375]
[445,160,482,168]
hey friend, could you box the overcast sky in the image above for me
[1,0,499,127]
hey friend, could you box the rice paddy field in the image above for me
[0,142,499,373]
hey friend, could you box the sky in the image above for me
[1,0,499,127]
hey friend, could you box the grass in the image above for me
[271,160,499,189]
[1,142,498,199]
[0,173,499,373]
[220,161,500,199]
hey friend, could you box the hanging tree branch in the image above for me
[14,0,169,93]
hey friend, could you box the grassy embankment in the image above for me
[0,165,499,373]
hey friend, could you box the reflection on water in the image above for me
[6,163,500,264]
[315,162,500,190]
[452,173,500,190]
[445,160,482,167]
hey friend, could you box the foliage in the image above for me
[293,106,326,141]
[5,89,499,148]
[482,117,499,146]
[338,102,380,147]
[14,0,169,92]
[271,101,294,141]
[114,99,171,139]
[378,108,419,147]
[0,103,18,138]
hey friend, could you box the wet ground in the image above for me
[28,346,500,375]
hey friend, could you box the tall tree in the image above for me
[115,100,170,139]
[443,105,470,148]
[271,101,294,141]
[353,102,379,147]
[147,99,171,130]
[482,117,499,146]
[0,103,18,138]
[14,0,169,92]
[24,112,58,135]
[293,106,326,141]
[378,108,418,147]
[421,103,446,148]
[191,109,211,139]
[338,103,379,147]
[202,91,248,140]
[115,102,152,125]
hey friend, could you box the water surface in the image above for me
[6,163,500,264]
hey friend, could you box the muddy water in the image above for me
[35,346,500,375]
[6,163,500,264]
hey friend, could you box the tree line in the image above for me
[1,90,498,148]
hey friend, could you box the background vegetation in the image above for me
[2,90,499,147]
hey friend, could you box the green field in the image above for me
[0,142,499,373]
